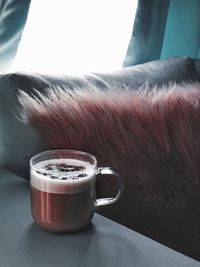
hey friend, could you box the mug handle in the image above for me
[95,167,123,207]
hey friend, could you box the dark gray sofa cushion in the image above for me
[0,57,199,179]
[8,57,199,91]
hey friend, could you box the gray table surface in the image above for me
[0,168,199,267]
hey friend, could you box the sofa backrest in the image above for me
[0,57,199,179]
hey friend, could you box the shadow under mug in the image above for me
[30,150,123,233]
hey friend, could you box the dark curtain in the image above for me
[1,0,199,72]
[124,0,200,67]
[0,0,31,73]
[123,0,170,67]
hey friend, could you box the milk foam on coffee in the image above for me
[31,158,96,194]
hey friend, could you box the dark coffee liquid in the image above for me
[31,186,95,232]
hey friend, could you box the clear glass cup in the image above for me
[30,150,123,232]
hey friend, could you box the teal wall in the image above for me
[161,0,200,59]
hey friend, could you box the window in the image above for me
[13,0,137,74]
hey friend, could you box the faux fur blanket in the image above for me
[18,83,200,260]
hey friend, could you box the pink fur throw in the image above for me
[18,83,200,260]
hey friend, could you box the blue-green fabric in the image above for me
[0,0,31,73]
[161,0,200,59]
[123,0,170,67]
[124,0,200,66]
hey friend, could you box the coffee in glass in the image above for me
[30,150,123,232]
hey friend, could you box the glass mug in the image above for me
[30,150,123,232]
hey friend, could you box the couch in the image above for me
[0,56,200,261]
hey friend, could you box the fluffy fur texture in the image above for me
[18,83,200,260]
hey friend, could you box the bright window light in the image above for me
[13,0,137,75]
